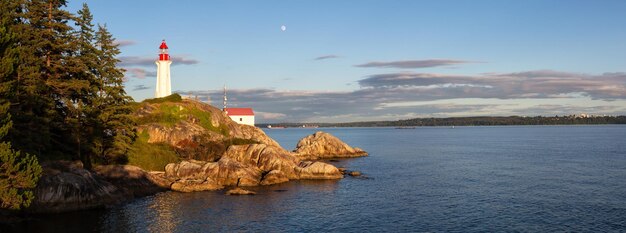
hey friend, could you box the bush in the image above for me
[0,142,42,210]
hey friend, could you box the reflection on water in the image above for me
[106,179,341,232]
[146,192,180,233]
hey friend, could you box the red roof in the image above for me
[225,108,254,116]
[159,40,168,49]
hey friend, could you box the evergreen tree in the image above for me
[68,2,100,169]
[0,122,42,210]
[8,0,81,160]
[2,1,135,169]
[93,24,136,164]
[6,0,54,157]
[0,0,42,210]
[10,0,94,166]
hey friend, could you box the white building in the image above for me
[225,108,255,126]
[155,40,172,98]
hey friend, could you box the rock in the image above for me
[222,144,299,179]
[164,160,206,179]
[147,171,175,188]
[225,187,256,195]
[202,157,263,186]
[170,179,223,192]
[164,158,262,187]
[338,167,347,174]
[162,144,344,192]
[94,165,168,197]
[28,161,124,213]
[296,161,343,179]
[348,171,362,177]
[260,170,290,185]
[230,124,283,149]
[293,131,368,160]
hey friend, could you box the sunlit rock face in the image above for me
[163,144,343,190]
[292,131,368,160]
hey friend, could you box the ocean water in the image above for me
[5,126,626,232]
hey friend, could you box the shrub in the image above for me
[0,142,42,210]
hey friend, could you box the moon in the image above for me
[281,25,286,31]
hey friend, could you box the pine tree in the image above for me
[0,0,42,210]
[10,0,93,166]
[6,0,54,157]
[3,1,135,169]
[0,125,42,210]
[93,24,136,164]
[68,2,100,169]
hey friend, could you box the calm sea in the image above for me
[5,126,626,232]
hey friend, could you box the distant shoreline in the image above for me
[259,115,626,128]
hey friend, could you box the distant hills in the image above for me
[258,115,626,128]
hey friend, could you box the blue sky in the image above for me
[66,0,626,123]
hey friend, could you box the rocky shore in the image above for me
[20,99,368,214]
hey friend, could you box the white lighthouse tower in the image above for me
[155,40,172,98]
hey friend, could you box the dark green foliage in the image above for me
[142,93,182,104]
[90,24,136,165]
[0,8,42,208]
[1,1,136,169]
[0,142,42,210]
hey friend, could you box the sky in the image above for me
[65,0,626,123]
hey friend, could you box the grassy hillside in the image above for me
[127,94,260,171]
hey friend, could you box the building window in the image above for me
[240,118,243,121]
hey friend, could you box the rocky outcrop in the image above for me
[94,165,168,197]
[135,100,282,149]
[163,144,343,190]
[170,179,223,192]
[28,161,122,213]
[292,131,368,160]
[28,161,165,213]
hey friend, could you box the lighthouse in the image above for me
[155,40,172,98]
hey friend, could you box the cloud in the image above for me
[255,111,287,120]
[178,70,626,123]
[314,55,339,60]
[125,68,157,79]
[120,55,199,67]
[355,59,474,69]
[132,84,151,91]
[114,39,136,47]
[358,70,626,100]
[171,56,200,65]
